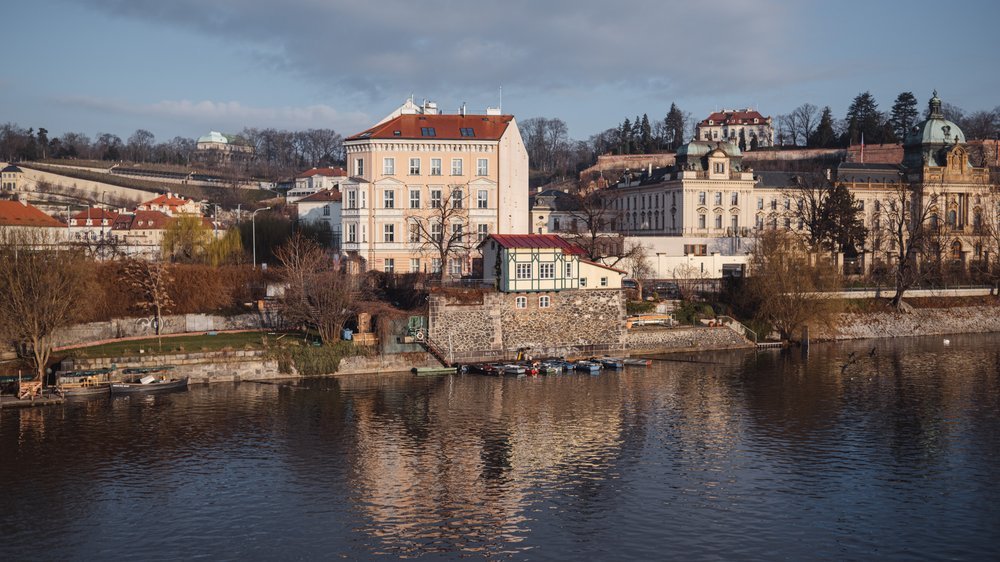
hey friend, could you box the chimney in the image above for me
[460,102,466,117]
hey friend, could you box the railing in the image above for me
[717,315,757,345]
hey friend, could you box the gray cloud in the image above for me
[69,0,799,104]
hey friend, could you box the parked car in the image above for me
[653,281,681,299]
[622,278,639,290]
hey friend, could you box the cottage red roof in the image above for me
[348,114,513,141]
[485,234,586,255]
[112,210,174,230]
[297,189,342,203]
[296,167,347,178]
[0,200,64,228]
[698,110,770,127]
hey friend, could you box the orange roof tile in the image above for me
[296,167,348,178]
[297,189,342,203]
[0,200,65,228]
[348,114,513,141]
[699,110,770,127]
[483,234,586,255]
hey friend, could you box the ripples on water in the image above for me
[2,335,1000,560]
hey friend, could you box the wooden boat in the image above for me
[538,361,564,374]
[412,366,457,376]
[121,365,175,376]
[596,357,624,369]
[467,363,501,376]
[574,361,601,374]
[623,358,652,367]
[59,382,111,398]
[502,364,526,376]
[110,376,188,394]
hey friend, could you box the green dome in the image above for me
[677,140,741,158]
[905,91,965,146]
[197,131,229,144]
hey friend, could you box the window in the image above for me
[539,296,550,308]
[451,223,463,242]
[421,127,436,137]
[714,192,723,205]
[430,158,442,176]
[565,262,572,277]
[579,277,588,287]
[347,223,357,243]
[477,190,488,209]
[698,192,706,205]
[714,162,725,174]
[409,158,420,175]
[684,244,708,256]
[600,277,608,287]
[757,197,764,210]
[408,222,420,243]
[784,198,790,210]
[383,190,395,209]
[515,296,527,309]
[698,214,706,229]
[452,189,463,209]
[323,205,330,217]
[715,215,723,229]
[731,192,739,205]
[383,224,395,242]
[731,216,738,231]
[451,158,463,176]
[359,190,366,208]
[431,223,443,242]
[431,258,442,273]
[449,258,463,277]
[460,127,475,137]
[516,263,532,279]
[355,158,364,176]
[477,158,488,176]
[410,258,421,273]
[477,223,489,242]
[430,189,442,208]
[770,199,777,210]
[383,157,395,175]
[410,189,420,209]
[539,263,555,279]
[384,258,394,273]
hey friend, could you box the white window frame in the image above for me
[383,157,395,175]
[477,190,488,209]
[539,296,550,308]
[409,158,420,175]
[383,223,395,243]
[600,277,608,287]
[476,158,488,176]
[383,189,394,209]
[539,262,555,279]
[355,158,364,176]
[430,158,442,176]
[430,189,442,208]
[410,258,421,273]
[516,263,532,279]
[384,258,394,273]
[410,189,420,209]
[515,296,527,309]
[347,190,357,209]
[477,223,489,242]
[451,158,463,176]
[347,223,357,243]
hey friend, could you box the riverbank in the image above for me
[813,304,1000,341]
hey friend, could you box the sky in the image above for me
[5,0,1000,144]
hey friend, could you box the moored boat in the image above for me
[502,364,526,376]
[412,366,457,376]
[623,358,652,367]
[110,376,188,394]
[596,357,624,369]
[538,361,564,374]
[574,361,601,374]
[59,382,111,398]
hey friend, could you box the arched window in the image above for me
[951,240,962,261]
[947,210,957,228]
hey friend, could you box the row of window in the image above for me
[345,222,490,244]
[382,257,463,276]
[511,262,608,286]
[515,296,550,309]
[345,188,491,210]
[355,157,490,177]
[698,191,740,206]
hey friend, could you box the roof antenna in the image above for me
[499,84,503,113]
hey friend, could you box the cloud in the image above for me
[54,95,370,133]
[69,0,800,103]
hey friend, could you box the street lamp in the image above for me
[252,207,271,268]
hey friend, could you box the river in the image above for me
[2,334,999,560]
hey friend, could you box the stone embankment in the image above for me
[53,313,270,349]
[627,326,752,354]
[60,350,287,384]
[813,306,1000,341]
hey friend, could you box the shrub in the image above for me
[271,340,368,377]
[626,300,656,315]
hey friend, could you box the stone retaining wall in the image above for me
[59,349,289,384]
[429,289,626,361]
[337,352,441,375]
[627,326,752,354]
[813,306,1000,341]
[53,313,270,349]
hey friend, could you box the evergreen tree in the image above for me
[738,129,747,152]
[808,107,838,148]
[619,118,632,154]
[639,114,653,153]
[890,92,919,141]
[819,183,867,256]
[664,103,686,151]
[842,91,886,146]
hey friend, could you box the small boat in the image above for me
[110,376,188,394]
[121,365,175,376]
[412,366,457,376]
[466,364,499,376]
[521,363,540,376]
[538,361,564,375]
[596,357,624,369]
[623,358,652,367]
[502,364,526,376]
[59,382,111,398]
[574,361,601,374]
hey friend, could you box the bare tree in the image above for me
[0,233,88,385]
[563,189,646,268]
[620,240,653,295]
[275,233,359,344]
[407,187,472,279]
[122,259,175,340]
[877,179,937,308]
[787,103,820,147]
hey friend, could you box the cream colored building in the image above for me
[341,99,529,275]
[479,234,624,292]
[1,164,24,193]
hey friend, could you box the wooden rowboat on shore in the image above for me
[110,376,188,395]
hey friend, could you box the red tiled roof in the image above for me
[297,189,342,203]
[70,208,119,222]
[485,234,586,255]
[698,110,769,127]
[347,114,513,141]
[140,193,193,209]
[296,167,347,178]
[0,200,64,228]
[112,210,174,230]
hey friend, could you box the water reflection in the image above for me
[2,335,999,560]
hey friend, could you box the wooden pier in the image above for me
[0,394,66,409]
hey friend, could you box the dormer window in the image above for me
[708,120,714,125]
[754,118,759,124]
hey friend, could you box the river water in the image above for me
[2,335,999,560]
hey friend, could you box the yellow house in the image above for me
[341,99,529,275]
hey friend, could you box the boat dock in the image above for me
[0,394,66,409]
